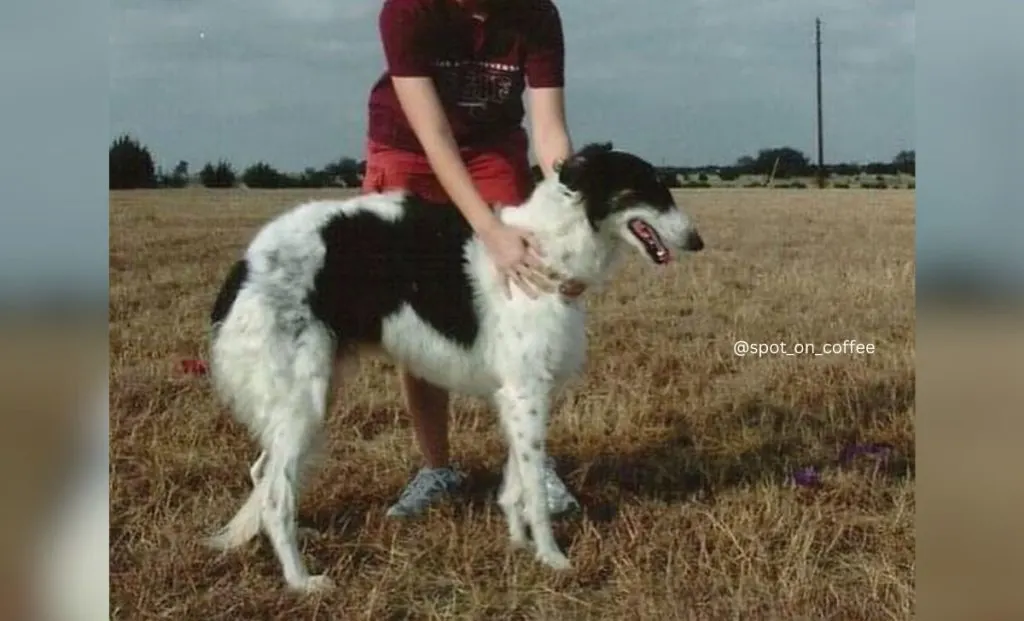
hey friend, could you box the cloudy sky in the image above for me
[6,1,1023,300]
[110,0,914,172]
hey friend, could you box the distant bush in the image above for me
[109,134,157,189]
[683,181,711,189]
[242,161,290,188]
[718,168,740,182]
[864,162,898,176]
[830,163,860,176]
[157,160,190,188]
[199,160,237,188]
[833,183,850,189]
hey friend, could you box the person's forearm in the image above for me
[533,125,573,178]
[419,130,501,234]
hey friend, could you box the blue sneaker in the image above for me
[542,456,581,516]
[386,466,465,518]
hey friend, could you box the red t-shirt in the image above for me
[367,0,565,153]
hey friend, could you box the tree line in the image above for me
[109,133,914,190]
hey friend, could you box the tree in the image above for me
[718,167,740,182]
[734,155,756,173]
[199,160,237,188]
[173,160,188,179]
[863,161,898,176]
[158,160,189,188]
[323,157,361,187]
[830,162,860,176]
[109,134,157,189]
[892,150,915,175]
[298,167,330,188]
[740,147,812,179]
[242,161,288,188]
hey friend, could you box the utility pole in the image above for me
[815,17,825,188]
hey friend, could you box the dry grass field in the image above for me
[110,187,915,620]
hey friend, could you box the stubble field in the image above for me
[110,187,915,620]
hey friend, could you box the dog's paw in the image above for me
[289,574,336,594]
[535,549,572,571]
[297,527,321,541]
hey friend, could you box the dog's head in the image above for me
[556,142,704,264]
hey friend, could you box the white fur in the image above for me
[204,174,699,592]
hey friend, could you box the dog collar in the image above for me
[558,279,588,299]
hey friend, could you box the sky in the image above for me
[109,0,915,173]
[3,0,1022,300]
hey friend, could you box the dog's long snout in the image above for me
[683,229,704,252]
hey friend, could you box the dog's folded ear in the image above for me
[558,142,614,190]
[578,142,614,158]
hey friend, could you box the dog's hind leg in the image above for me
[495,384,570,570]
[259,397,333,592]
[256,335,337,594]
[207,307,336,592]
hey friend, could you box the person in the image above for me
[362,0,581,518]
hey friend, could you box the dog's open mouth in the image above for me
[627,218,671,264]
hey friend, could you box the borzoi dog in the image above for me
[204,143,704,592]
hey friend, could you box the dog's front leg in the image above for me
[495,384,571,570]
[496,449,528,549]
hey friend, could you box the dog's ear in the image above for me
[557,142,614,190]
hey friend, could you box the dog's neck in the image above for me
[498,176,622,288]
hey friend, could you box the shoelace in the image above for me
[399,470,457,502]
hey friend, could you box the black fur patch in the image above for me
[210,259,249,329]
[558,142,676,230]
[307,194,479,350]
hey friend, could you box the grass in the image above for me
[110,187,915,620]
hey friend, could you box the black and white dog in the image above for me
[204,143,704,592]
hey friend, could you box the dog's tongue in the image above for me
[627,218,671,264]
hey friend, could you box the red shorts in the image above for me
[360,131,533,207]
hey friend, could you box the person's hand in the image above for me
[478,222,557,298]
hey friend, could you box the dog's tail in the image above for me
[205,485,263,550]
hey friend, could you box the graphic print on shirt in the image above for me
[433,60,523,121]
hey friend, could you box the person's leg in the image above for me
[402,373,450,469]
[468,133,581,516]
[362,141,465,517]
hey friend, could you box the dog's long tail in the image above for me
[205,485,263,550]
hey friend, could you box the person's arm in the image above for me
[390,77,501,236]
[524,1,573,177]
[377,1,550,296]
[528,87,573,178]
[379,1,501,235]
